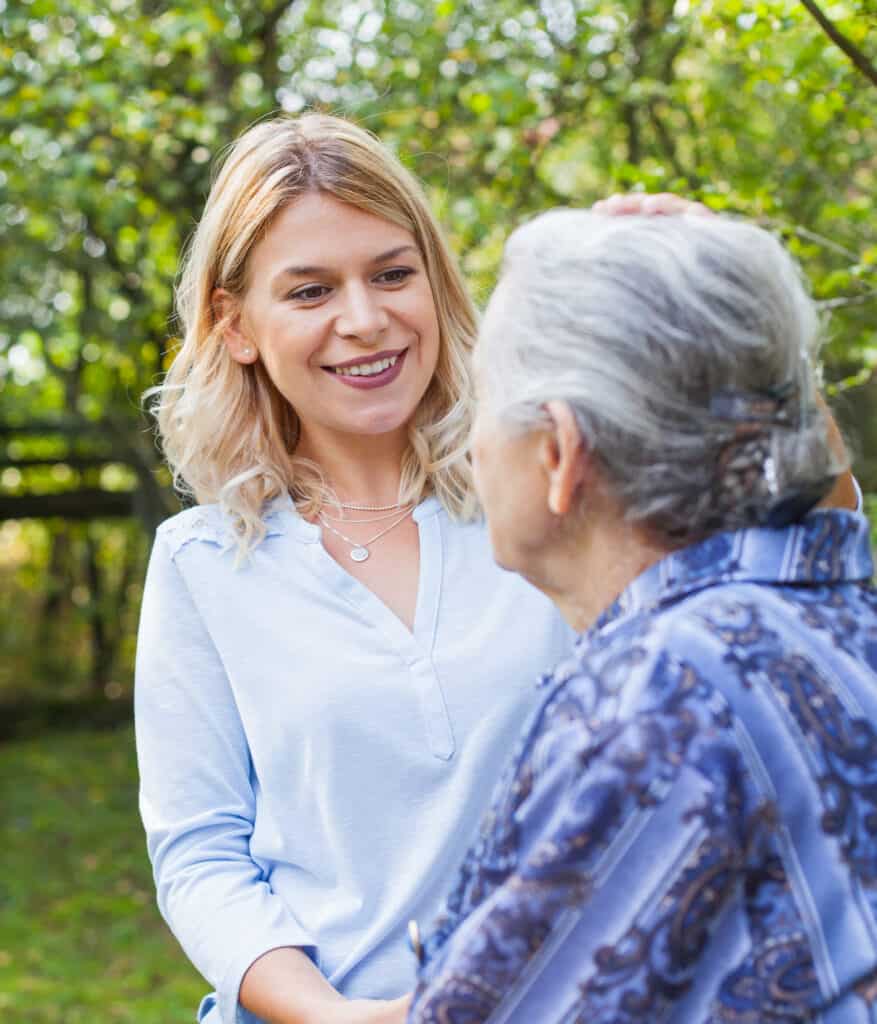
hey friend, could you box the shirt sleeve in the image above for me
[853,474,864,514]
[409,687,755,1024]
[135,531,318,1024]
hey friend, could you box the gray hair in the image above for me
[478,210,844,542]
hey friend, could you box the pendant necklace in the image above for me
[319,505,414,562]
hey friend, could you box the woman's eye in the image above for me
[376,267,415,285]
[289,285,329,302]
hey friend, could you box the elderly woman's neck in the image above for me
[534,508,671,635]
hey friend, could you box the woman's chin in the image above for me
[355,413,414,438]
[333,407,415,440]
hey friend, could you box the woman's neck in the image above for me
[296,425,409,506]
[529,500,671,635]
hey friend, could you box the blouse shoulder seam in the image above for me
[156,505,231,558]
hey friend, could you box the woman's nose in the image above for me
[336,284,390,343]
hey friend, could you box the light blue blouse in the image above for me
[134,495,573,1024]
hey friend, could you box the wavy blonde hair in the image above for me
[149,114,479,550]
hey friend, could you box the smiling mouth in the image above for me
[323,348,408,378]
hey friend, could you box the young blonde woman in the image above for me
[134,115,573,1024]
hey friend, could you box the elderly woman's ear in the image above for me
[542,400,589,517]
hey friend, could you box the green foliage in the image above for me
[2,0,875,432]
[0,519,146,704]
[1,0,875,685]
[0,727,204,1021]
[865,493,877,551]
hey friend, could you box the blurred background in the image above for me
[1,0,875,1019]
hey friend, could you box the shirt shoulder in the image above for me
[648,570,873,671]
[538,587,758,780]
[155,503,232,559]
[582,569,840,678]
[155,499,290,560]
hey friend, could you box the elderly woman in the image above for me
[407,211,877,1023]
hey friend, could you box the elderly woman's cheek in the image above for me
[489,433,547,572]
[470,413,499,501]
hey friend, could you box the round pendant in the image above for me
[350,546,370,562]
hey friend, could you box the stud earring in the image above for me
[243,347,253,357]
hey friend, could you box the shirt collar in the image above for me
[593,510,874,634]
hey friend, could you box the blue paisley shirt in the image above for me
[409,510,877,1024]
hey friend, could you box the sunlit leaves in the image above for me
[0,0,875,471]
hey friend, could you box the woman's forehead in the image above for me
[253,193,418,274]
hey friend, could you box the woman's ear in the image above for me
[541,400,587,516]
[213,288,258,365]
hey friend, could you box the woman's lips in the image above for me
[323,348,409,390]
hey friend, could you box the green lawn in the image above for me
[0,726,205,1022]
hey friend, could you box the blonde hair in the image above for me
[149,114,479,550]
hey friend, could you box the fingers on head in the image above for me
[593,192,715,217]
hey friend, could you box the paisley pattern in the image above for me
[709,599,877,888]
[409,512,877,1024]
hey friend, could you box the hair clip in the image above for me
[709,383,794,426]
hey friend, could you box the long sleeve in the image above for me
[409,673,760,1024]
[135,531,318,1024]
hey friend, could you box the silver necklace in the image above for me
[322,505,412,525]
[338,500,406,512]
[319,505,414,562]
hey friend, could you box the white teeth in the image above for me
[334,355,399,377]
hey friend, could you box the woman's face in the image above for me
[226,192,441,453]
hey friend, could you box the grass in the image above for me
[0,725,205,1022]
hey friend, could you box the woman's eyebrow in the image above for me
[372,244,419,263]
[277,245,420,280]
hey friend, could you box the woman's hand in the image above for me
[340,994,412,1024]
[592,192,713,217]
[240,947,412,1024]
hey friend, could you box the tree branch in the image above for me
[0,490,135,520]
[623,102,642,165]
[815,289,877,311]
[0,455,125,470]
[0,417,111,436]
[647,99,698,182]
[800,0,877,88]
[783,223,861,260]
[257,1,299,97]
